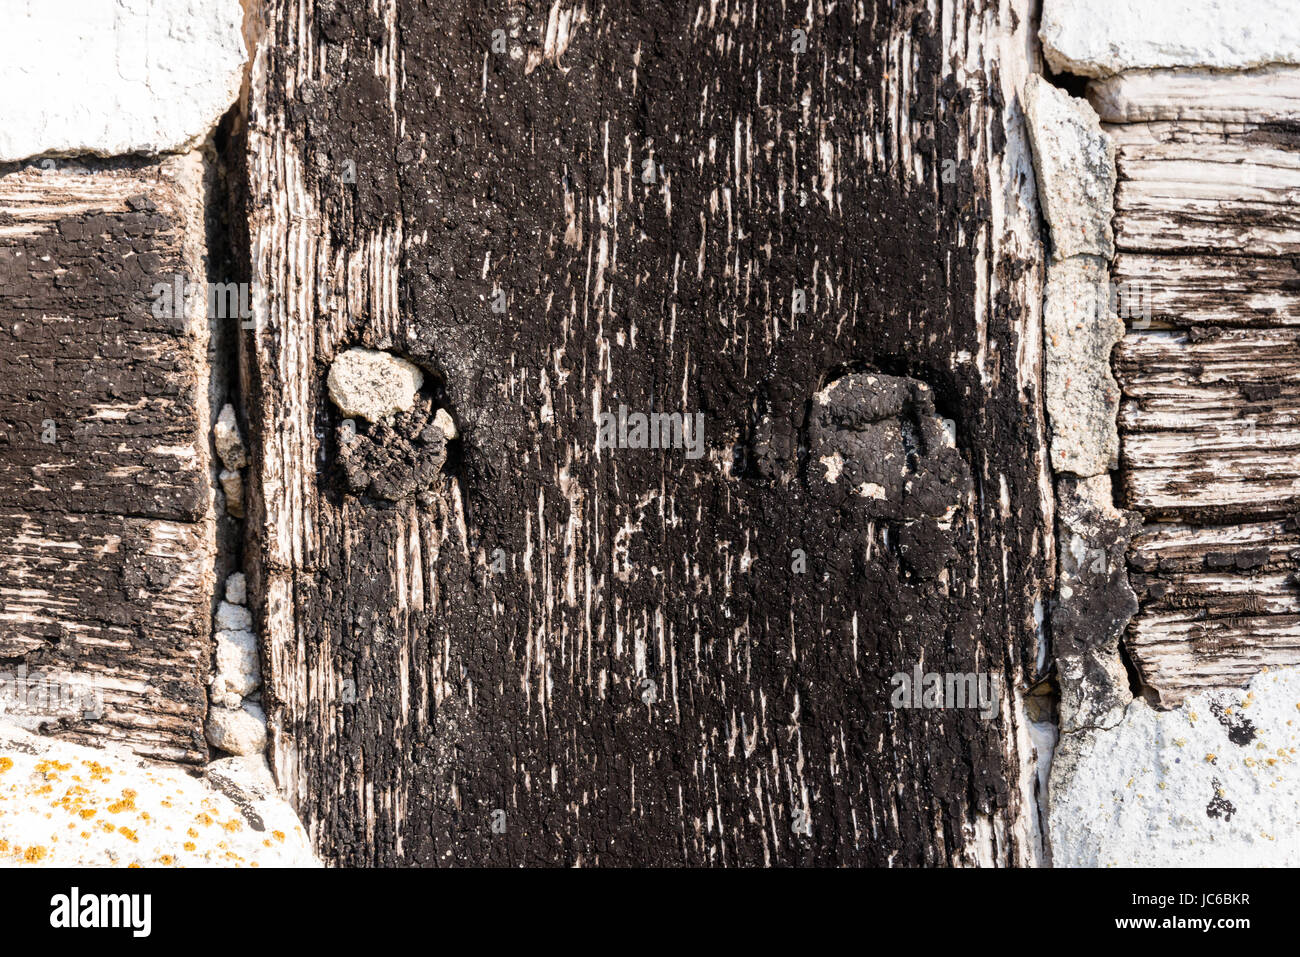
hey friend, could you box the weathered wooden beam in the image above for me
[0,157,215,763]
[1113,253,1300,330]
[244,0,1050,866]
[1115,329,1300,518]
[1109,122,1300,256]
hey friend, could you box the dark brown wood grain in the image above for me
[241,0,1051,866]
[0,157,216,763]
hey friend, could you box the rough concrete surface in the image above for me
[1054,475,1140,733]
[214,403,248,470]
[205,701,267,757]
[214,629,261,701]
[0,0,247,162]
[1024,75,1115,262]
[1051,666,1300,866]
[0,721,316,866]
[1044,255,1123,477]
[1042,0,1300,78]
[326,348,425,424]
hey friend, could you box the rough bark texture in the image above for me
[0,157,216,763]
[243,0,1050,866]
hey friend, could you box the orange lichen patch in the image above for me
[78,809,96,820]
[23,845,47,863]
[158,855,175,866]
[196,813,214,827]
[99,821,116,833]
[107,789,138,814]
[222,819,243,833]
[187,827,199,838]
[183,841,196,852]
[0,839,10,854]
[272,830,285,843]
[0,757,13,773]
[35,760,71,779]
[81,760,112,782]
[118,827,138,843]
[128,862,140,868]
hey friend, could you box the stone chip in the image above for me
[1024,75,1115,262]
[327,347,425,424]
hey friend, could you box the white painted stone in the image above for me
[1042,0,1300,79]
[214,403,248,470]
[0,721,317,866]
[215,600,252,632]
[326,348,425,423]
[214,629,260,699]
[225,571,247,605]
[219,468,244,518]
[1044,256,1123,477]
[1023,75,1115,262]
[1051,666,1300,867]
[0,0,248,163]
[205,700,267,757]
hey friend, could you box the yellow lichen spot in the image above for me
[222,819,243,833]
[1205,753,1217,763]
[24,845,46,863]
[183,841,196,852]
[79,809,95,820]
[272,830,285,843]
[158,855,174,866]
[118,827,138,843]
[196,813,214,827]
[187,827,199,838]
[128,862,140,868]
[0,757,13,774]
[99,821,115,833]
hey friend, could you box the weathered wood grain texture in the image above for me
[1089,66,1300,125]
[1108,74,1300,703]
[244,0,1050,866]
[0,158,215,763]
[1110,122,1300,256]
[1113,253,1300,330]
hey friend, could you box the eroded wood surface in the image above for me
[0,158,214,763]
[1108,75,1300,703]
[244,0,1050,865]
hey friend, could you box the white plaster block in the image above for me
[1042,0,1300,79]
[1051,666,1300,867]
[0,0,247,162]
[0,721,317,866]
